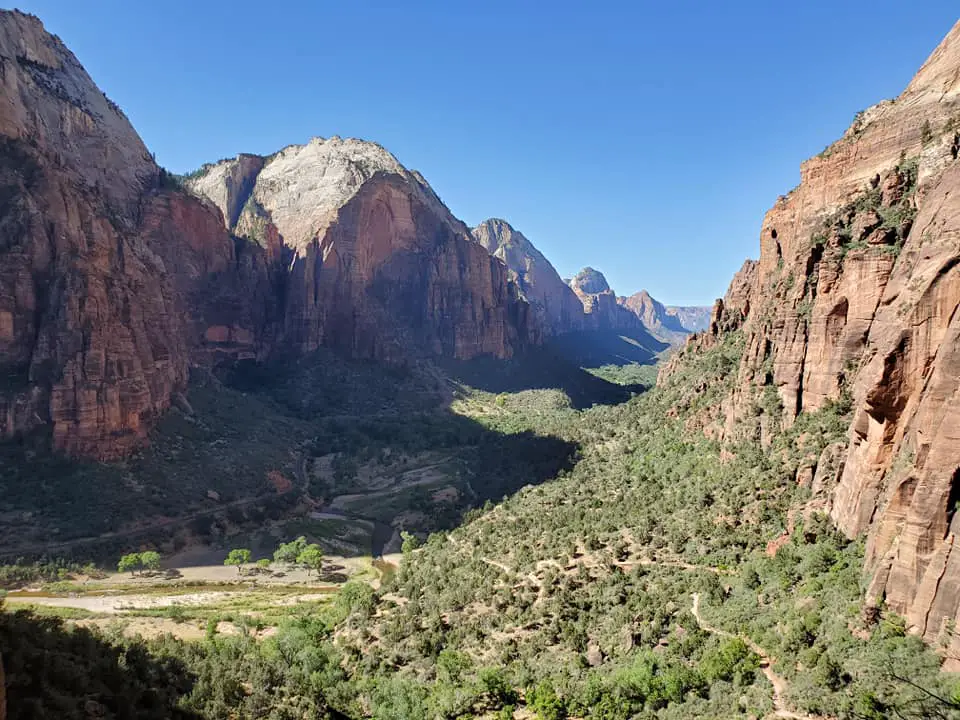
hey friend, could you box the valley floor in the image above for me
[5,553,397,641]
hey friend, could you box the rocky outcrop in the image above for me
[569,267,646,333]
[674,20,960,652]
[471,218,587,335]
[189,141,538,362]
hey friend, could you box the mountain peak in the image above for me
[903,19,960,100]
[472,218,533,255]
[570,267,610,295]
[188,135,453,253]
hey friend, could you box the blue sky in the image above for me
[15,1,959,305]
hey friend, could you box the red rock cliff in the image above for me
[670,20,960,653]
[0,11,274,458]
[189,139,539,361]
[471,218,588,336]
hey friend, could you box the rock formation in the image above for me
[665,20,960,655]
[0,10,272,458]
[618,290,709,344]
[0,10,535,458]
[471,218,587,335]
[568,267,648,333]
[188,141,537,362]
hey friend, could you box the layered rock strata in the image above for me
[663,20,960,653]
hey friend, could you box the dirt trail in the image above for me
[5,590,241,614]
[480,556,512,574]
[618,558,734,575]
[690,593,824,720]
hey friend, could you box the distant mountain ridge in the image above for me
[472,220,708,344]
[619,290,711,343]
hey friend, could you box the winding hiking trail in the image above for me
[691,593,824,720]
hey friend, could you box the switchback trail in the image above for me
[691,593,825,720]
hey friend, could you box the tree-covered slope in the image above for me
[330,333,960,719]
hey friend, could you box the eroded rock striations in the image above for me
[188,141,537,362]
[663,20,960,655]
[471,218,587,335]
[0,10,535,458]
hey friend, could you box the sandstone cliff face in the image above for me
[0,11,273,457]
[471,218,587,335]
[668,20,960,653]
[190,142,537,361]
[0,9,181,457]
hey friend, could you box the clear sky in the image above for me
[14,1,959,305]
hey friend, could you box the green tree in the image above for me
[479,667,517,705]
[401,531,421,555]
[437,649,471,684]
[140,551,162,574]
[274,536,308,565]
[528,681,565,720]
[297,544,324,576]
[224,548,252,575]
[700,638,758,684]
[117,553,141,576]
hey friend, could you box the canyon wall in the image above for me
[189,140,539,362]
[472,218,587,336]
[666,20,960,655]
[0,11,274,458]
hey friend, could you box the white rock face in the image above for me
[189,136,463,254]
